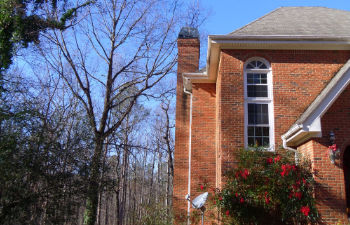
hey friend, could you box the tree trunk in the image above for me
[139,151,147,220]
[119,126,129,225]
[84,136,104,225]
[105,194,109,225]
[114,152,120,225]
[148,153,156,205]
[157,150,162,203]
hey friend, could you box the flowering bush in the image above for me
[214,149,319,225]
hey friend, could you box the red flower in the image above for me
[274,155,281,162]
[281,164,292,177]
[288,191,293,199]
[292,184,299,190]
[213,200,216,204]
[292,165,296,171]
[236,169,249,179]
[235,171,240,178]
[225,210,230,216]
[200,185,204,190]
[219,196,223,201]
[235,193,239,197]
[265,196,270,204]
[329,144,337,152]
[267,157,273,164]
[240,198,244,203]
[302,178,306,184]
[294,192,302,200]
[264,192,270,204]
[240,169,249,179]
[301,206,310,216]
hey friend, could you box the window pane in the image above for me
[261,104,269,124]
[263,138,270,146]
[246,62,254,69]
[257,61,262,68]
[248,127,254,136]
[248,137,255,146]
[247,85,268,97]
[247,125,270,147]
[253,74,260,83]
[263,127,269,136]
[248,104,269,125]
[255,127,262,136]
[247,75,254,84]
[260,63,267,69]
[247,73,267,84]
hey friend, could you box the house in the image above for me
[174,7,350,224]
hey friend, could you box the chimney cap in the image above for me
[178,27,199,39]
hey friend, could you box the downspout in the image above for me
[184,88,193,225]
[282,136,299,164]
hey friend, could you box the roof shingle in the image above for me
[229,7,350,37]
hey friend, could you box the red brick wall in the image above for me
[174,38,199,223]
[216,49,350,181]
[302,84,350,224]
[190,83,216,224]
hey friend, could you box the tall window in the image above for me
[244,58,274,150]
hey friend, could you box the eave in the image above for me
[183,35,350,93]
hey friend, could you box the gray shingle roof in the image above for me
[229,7,350,37]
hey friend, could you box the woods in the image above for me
[0,0,205,224]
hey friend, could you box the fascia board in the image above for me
[183,35,350,89]
[286,130,321,146]
[209,35,350,41]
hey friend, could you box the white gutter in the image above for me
[282,135,299,164]
[281,124,303,164]
[282,124,303,141]
[183,88,193,225]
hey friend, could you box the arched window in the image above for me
[244,58,274,150]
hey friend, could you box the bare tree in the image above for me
[161,99,174,218]
[35,0,190,223]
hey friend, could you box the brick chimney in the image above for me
[173,27,200,222]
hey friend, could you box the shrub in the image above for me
[214,149,319,225]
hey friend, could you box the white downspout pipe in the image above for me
[282,136,299,164]
[184,88,193,225]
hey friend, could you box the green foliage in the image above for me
[0,73,93,224]
[214,149,319,225]
[0,0,93,74]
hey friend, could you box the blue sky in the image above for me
[201,0,350,35]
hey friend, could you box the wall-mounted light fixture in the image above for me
[329,131,340,164]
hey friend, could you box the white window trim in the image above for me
[244,57,275,151]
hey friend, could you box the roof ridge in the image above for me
[229,7,282,35]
